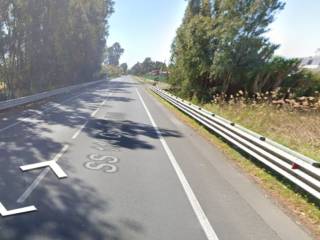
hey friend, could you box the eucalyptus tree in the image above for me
[171,0,215,100]
[0,0,114,100]
[106,42,124,66]
[211,0,285,94]
[120,63,128,74]
[170,0,287,100]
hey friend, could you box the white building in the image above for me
[300,49,320,71]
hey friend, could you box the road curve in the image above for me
[0,76,312,240]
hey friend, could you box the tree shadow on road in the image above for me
[0,78,180,239]
[0,172,145,240]
[86,119,182,150]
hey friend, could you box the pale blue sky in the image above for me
[108,0,320,67]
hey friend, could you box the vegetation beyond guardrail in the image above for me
[203,99,320,162]
[168,0,320,102]
[160,84,320,163]
[152,87,320,201]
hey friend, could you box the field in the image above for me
[143,74,168,82]
[138,75,320,163]
[202,102,320,162]
[134,76,170,90]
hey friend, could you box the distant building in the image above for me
[300,49,320,71]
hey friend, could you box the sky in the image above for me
[108,0,320,67]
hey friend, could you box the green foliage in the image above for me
[129,58,167,76]
[102,62,128,78]
[248,56,301,93]
[170,0,296,102]
[201,0,212,17]
[282,70,320,97]
[144,74,167,82]
[171,14,215,101]
[104,64,123,78]
[0,0,114,100]
[183,0,201,23]
[120,63,128,74]
[105,42,124,66]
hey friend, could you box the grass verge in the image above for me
[133,76,170,90]
[148,88,320,239]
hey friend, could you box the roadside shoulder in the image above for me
[146,85,319,239]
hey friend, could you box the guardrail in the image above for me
[0,78,108,111]
[151,87,320,200]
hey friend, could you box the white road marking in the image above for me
[20,160,68,179]
[16,90,112,203]
[72,120,89,140]
[136,89,219,240]
[91,99,107,117]
[17,145,69,203]
[72,93,111,140]
[91,108,99,117]
[0,202,37,217]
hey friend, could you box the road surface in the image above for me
[0,76,312,240]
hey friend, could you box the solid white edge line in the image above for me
[17,144,69,203]
[135,88,219,240]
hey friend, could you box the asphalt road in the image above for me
[0,76,312,240]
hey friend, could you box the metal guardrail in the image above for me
[151,87,320,200]
[0,78,108,111]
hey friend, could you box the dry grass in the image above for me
[133,76,171,90]
[137,76,320,162]
[212,90,320,111]
[203,102,320,162]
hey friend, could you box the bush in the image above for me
[281,70,320,97]
[104,65,123,78]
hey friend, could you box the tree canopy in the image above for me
[106,42,125,66]
[120,63,128,74]
[0,0,114,100]
[169,0,305,101]
[129,58,167,76]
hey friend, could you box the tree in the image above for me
[120,63,128,74]
[183,0,201,23]
[211,0,285,95]
[171,0,215,100]
[129,62,143,75]
[0,0,114,100]
[170,0,287,101]
[129,58,167,76]
[141,57,155,73]
[201,0,212,17]
[106,42,124,66]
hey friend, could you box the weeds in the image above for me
[211,89,320,112]
[202,91,320,162]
